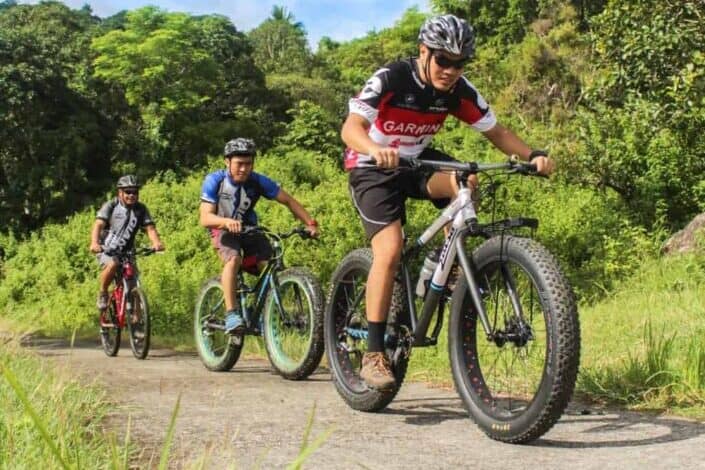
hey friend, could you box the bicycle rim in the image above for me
[265,276,314,372]
[194,279,243,371]
[465,258,549,417]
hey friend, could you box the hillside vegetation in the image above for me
[1,0,705,411]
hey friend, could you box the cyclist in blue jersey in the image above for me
[90,175,164,311]
[341,15,556,389]
[199,138,319,334]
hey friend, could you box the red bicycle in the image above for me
[99,247,159,359]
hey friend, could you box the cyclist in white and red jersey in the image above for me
[341,14,555,390]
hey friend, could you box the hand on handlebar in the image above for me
[304,224,319,239]
[223,218,242,234]
[371,147,400,169]
[531,156,555,176]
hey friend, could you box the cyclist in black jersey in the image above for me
[90,175,164,312]
[341,14,556,390]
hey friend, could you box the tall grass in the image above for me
[578,252,705,414]
[0,335,125,468]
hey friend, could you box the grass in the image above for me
[578,253,705,415]
[0,332,126,469]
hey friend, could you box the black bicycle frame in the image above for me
[236,258,282,327]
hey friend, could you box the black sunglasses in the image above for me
[123,189,139,195]
[431,50,469,70]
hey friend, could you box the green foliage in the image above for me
[0,2,112,233]
[572,99,705,229]
[91,7,272,170]
[248,7,311,75]
[274,100,342,160]
[317,8,426,90]
[0,151,362,338]
[590,0,705,114]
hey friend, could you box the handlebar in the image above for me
[371,155,540,176]
[100,246,164,257]
[240,225,315,240]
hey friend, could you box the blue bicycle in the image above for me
[194,226,324,380]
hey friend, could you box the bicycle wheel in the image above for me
[194,278,243,371]
[448,235,580,443]
[324,248,409,412]
[127,287,150,360]
[100,298,121,357]
[263,268,325,380]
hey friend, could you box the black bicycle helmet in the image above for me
[418,14,475,59]
[116,175,140,189]
[224,138,256,158]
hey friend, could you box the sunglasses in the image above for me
[123,189,139,196]
[431,50,469,70]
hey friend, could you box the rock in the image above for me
[662,213,705,255]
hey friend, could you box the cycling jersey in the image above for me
[200,170,280,226]
[344,58,497,170]
[96,199,154,255]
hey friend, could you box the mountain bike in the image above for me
[325,157,580,443]
[100,247,159,359]
[194,226,325,380]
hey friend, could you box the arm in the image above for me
[274,190,319,237]
[90,219,105,253]
[341,113,400,169]
[482,123,555,175]
[144,224,164,251]
[199,202,242,233]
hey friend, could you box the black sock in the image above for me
[367,321,386,353]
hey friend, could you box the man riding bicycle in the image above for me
[90,175,164,312]
[341,14,555,390]
[199,138,319,335]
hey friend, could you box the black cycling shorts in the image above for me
[348,148,458,239]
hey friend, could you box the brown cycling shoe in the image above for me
[360,352,396,390]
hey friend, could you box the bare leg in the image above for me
[367,220,404,322]
[99,261,119,293]
[221,256,241,311]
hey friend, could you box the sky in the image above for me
[19,0,431,48]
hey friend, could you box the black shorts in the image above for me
[348,148,458,239]
[210,229,273,264]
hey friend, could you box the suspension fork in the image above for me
[454,237,494,338]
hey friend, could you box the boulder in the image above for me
[662,213,705,255]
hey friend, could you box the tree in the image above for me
[92,7,272,169]
[248,8,311,75]
[0,2,111,233]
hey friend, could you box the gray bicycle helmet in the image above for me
[418,14,475,59]
[224,137,256,158]
[116,174,140,189]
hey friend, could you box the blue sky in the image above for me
[19,0,430,48]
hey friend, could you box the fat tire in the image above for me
[448,235,580,443]
[263,268,325,380]
[194,278,243,372]
[324,248,409,412]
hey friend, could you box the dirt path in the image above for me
[32,338,705,469]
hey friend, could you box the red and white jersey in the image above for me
[344,58,496,170]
